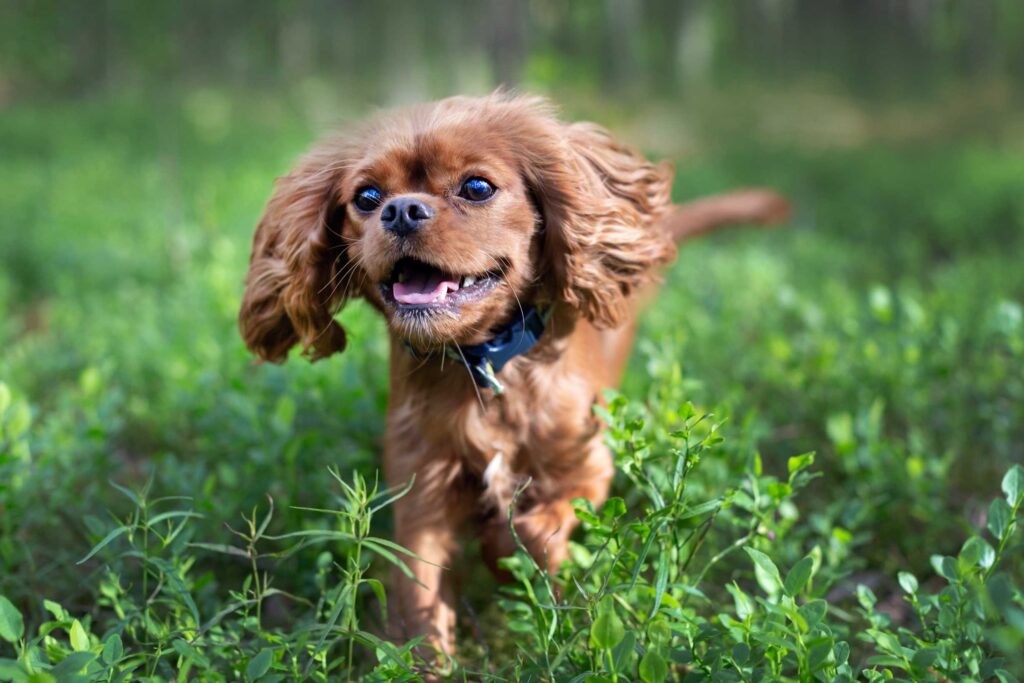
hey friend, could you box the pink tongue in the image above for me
[393,270,460,304]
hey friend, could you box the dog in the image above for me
[238,92,788,655]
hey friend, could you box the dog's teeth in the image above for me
[463,275,476,287]
[437,290,447,302]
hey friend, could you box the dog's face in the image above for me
[239,94,676,362]
[340,122,539,347]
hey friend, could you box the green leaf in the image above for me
[349,631,415,674]
[0,596,24,643]
[833,641,851,666]
[911,648,939,669]
[0,658,26,682]
[574,507,601,526]
[856,584,877,610]
[507,619,536,634]
[988,498,1012,539]
[959,536,995,569]
[799,599,828,629]
[4,403,30,438]
[831,527,853,544]
[930,555,958,582]
[69,619,90,652]
[611,630,635,673]
[147,558,201,627]
[364,578,388,621]
[649,551,669,619]
[787,451,815,475]
[108,480,141,507]
[246,648,273,680]
[995,669,1021,683]
[808,640,833,671]
[870,285,893,322]
[731,642,750,665]
[49,651,95,678]
[1003,465,1024,506]
[358,540,426,587]
[601,497,627,522]
[959,536,985,566]
[101,633,123,664]
[647,620,670,647]
[678,499,721,520]
[726,582,753,620]
[76,526,129,565]
[42,600,67,621]
[759,632,800,652]
[870,631,904,657]
[744,547,782,595]
[146,510,203,526]
[187,542,251,560]
[272,396,296,432]
[172,639,210,669]
[639,650,668,682]
[783,556,814,596]
[589,608,625,650]
[897,571,918,594]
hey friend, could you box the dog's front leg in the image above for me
[482,439,615,575]
[385,449,466,656]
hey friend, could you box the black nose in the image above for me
[380,197,434,237]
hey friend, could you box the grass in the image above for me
[1,84,1023,681]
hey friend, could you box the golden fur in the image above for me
[239,92,788,655]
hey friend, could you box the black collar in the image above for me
[403,305,551,394]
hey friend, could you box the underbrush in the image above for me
[2,89,1024,680]
[2,387,1022,681]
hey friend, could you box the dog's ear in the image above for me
[239,141,353,362]
[521,113,677,327]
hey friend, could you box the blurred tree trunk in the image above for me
[279,13,315,82]
[605,0,642,91]
[675,0,715,86]
[487,0,526,87]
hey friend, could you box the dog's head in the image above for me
[239,93,676,361]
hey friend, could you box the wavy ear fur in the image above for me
[512,101,676,327]
[239,142,351,362]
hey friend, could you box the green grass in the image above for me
[1,86,1023,681]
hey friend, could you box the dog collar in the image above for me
[403,305,551,394]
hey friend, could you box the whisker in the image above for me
[400,344,434,379]
[311,265,370,345]
[450,338,486,410]
[318,256,358,295]
[489,256,527,337]
[322,256,363,300]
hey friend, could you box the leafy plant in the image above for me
[857,465,1024,682]
[0,471,428,681]
[2,78,1024,681]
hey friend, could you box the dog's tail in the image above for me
[662,189,791,244]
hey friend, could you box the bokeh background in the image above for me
[2,0,1023,677]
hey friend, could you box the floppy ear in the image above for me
[239,142,353,362]
[525,118,677,327]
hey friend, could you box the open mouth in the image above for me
[380,257,500,310]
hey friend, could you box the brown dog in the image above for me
[238,92,787,654]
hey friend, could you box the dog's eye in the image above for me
[459,177,496,202]
[353,186,383,212]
